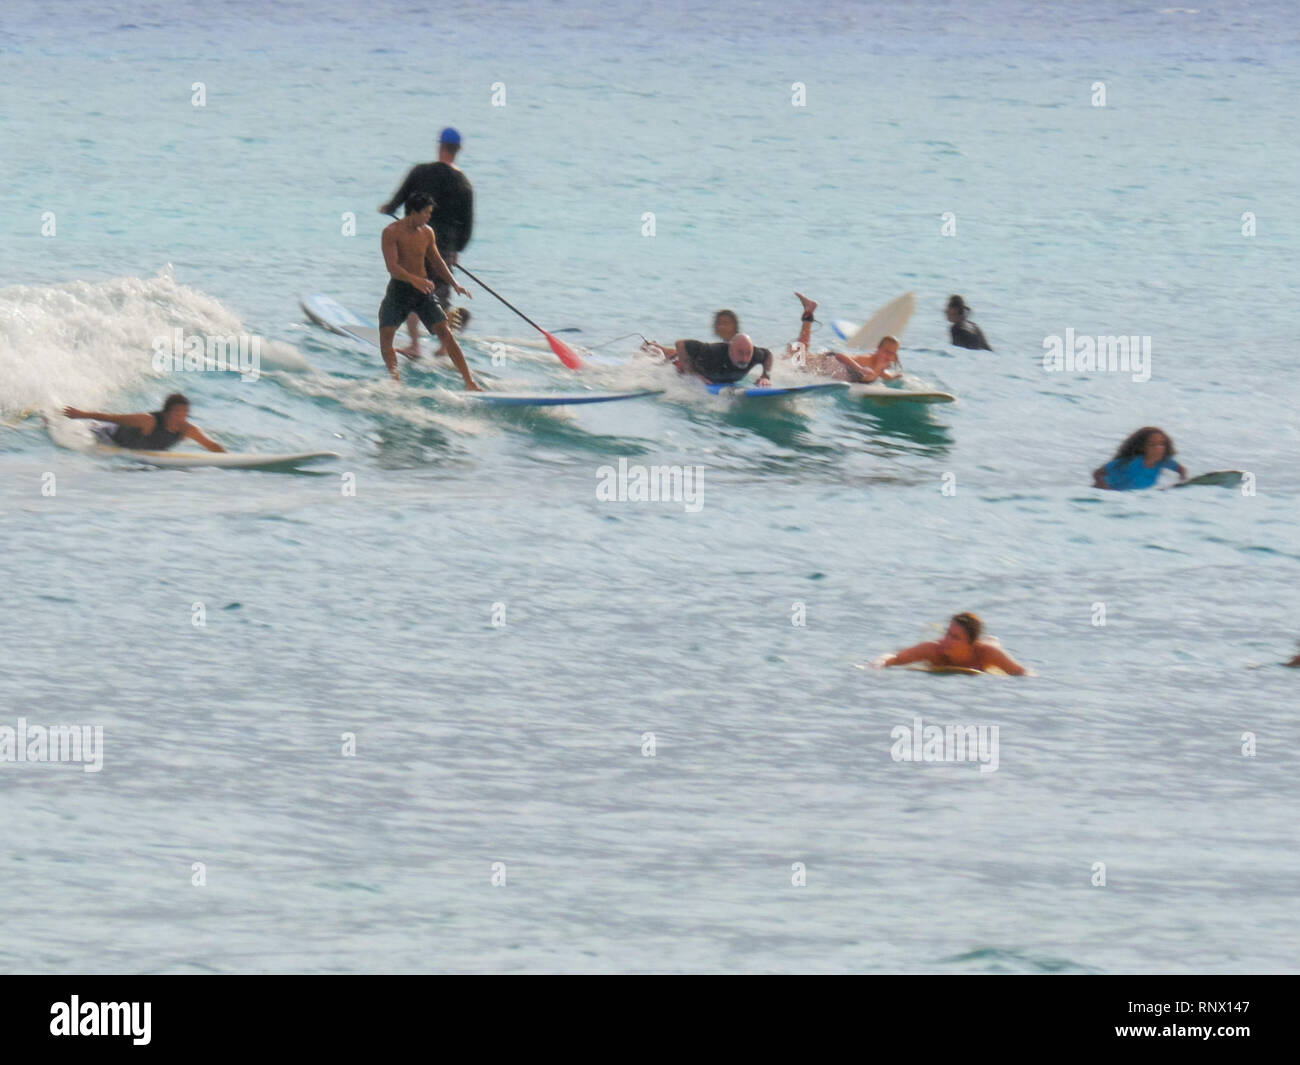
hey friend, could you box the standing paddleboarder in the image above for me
[380,127,474,356]
[378,192,479,388]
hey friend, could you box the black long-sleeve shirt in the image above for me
[381,162,474,251]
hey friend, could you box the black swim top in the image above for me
[684,340,773,384]
[111,410,183,450]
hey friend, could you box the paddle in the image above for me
[454,265,583,369]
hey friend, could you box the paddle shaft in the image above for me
[455,265,546,334]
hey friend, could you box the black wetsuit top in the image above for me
[683,340,773,384]
[950,319,992,351]
[381,162,475,252]
[110,410,183,450]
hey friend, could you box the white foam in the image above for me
[0,268,311,440]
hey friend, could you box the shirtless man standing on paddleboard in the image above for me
[379,192,480,388]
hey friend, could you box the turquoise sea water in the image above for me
[2,0,1299,973]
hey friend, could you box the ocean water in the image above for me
[2,0,1299,974]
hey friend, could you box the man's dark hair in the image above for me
[404,192,435,216]
[163,393,189,412]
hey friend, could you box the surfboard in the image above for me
[831,293,917,350]
[853,661,1001,675]
[93,445,339,469]
[705,381,849,398]
[904,663,991,675]
[849,383,955,404]
[1169,470,1246,489]
[301,293,382,348]
[456,390,663,407]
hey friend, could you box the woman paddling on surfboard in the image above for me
[787,293,902,383]
[882,613,1029,675]
[1092,427,1187,490]
[63,393,226,452]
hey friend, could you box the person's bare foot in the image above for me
[795,291,818,317]
[464,378,483,392]
[397,344,421,361]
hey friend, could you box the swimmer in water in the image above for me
[1093,427,1187,490]
[946,295,993,351]
[882,612,1029,675]
[787,293,902,383]
[62,393,226,452]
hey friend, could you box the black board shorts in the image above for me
[378,279,447,329]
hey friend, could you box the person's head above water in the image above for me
[713,309,739,340]
[946,295,971,323]
[160,392,190,432]
[728,333,754,367]
[438,127,461,161]
[403,191,435,222]
[938,612,983,655]
[876,335,900,356]
[1112,426,1175,464]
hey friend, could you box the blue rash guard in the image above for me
[1101,455,1179,490]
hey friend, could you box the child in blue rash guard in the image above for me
[1092,426,1187,490]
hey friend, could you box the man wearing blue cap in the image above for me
[379,127,475,356]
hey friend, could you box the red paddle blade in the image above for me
[545,331,584,370]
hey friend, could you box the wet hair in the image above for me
[950,612,982,643]
[879,335,899,348]
[1111,426,1175,462]
[947,295,970,314]
[714,309,739,332]
[162,393,190,412]
[404,191,435,216]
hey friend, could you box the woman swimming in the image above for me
[882,612,1029,675]
[1093,427,1187,490]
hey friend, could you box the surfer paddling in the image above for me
[1092,427,1186,490]
[788,292,901,383]
[645,333,773,387]
[62,393,226,452]
[378,193,480,388]
[882,612,1029,675]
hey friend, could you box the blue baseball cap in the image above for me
[439,127,462,145]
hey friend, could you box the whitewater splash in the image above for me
[0,268,311,444]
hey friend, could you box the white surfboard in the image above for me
[849,383,955,404]
[301,293,383,348]
[94,445,339,469]
[1169,469,1246,489]
[831,292,917,351]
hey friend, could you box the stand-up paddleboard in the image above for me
[849,383,955,404]
[831,293,917,350]
[93,445,339,470]
[455,389,663,407]
[706,381,849,398]
[304,294,649,406]
[1169,470,1246,489]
